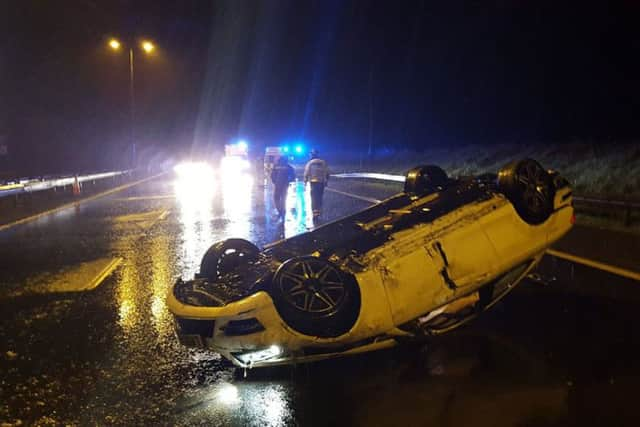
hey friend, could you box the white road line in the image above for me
[546,249,640,282]
[157,209,170,221]
[85,257,123,291]
[326,187,381,204]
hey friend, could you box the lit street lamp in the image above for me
[108,39,121,50]
[108,38,156,168]
[141,41,155,54]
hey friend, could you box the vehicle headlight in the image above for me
[173,161,216,202]
[220,156,250,173]
[234,345,282,365]
[173,161,215,181]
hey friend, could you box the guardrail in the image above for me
[572,195,640,226]
[0,170,131,199]
[332,172,406,183]
[332,172,640,227]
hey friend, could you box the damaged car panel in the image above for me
[167,158,574,368]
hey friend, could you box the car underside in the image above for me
[167,158,574,368]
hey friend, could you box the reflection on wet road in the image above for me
[1,172,639,426]
[284,180,315,236]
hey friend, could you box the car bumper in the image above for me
[167,286,396,368]
[226,337,398,368]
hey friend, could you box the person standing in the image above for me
[271,155,295,218]
[304,149,330,218]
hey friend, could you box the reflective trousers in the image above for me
[309,182,325,215]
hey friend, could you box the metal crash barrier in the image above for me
[0,170,131,199]
[331,172,406,183]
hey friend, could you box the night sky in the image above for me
[2,0,639,174]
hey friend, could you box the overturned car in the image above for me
[168,159,574,368]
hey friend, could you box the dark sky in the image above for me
[2,0,640,173]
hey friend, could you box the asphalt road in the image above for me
[1,172,640,426]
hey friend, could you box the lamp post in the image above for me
[108,38,155,168]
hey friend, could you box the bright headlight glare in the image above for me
[173,161,214,180]
[220,156,250,173]
[173,162,215,203]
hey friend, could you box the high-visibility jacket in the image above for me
[304,158,330,184]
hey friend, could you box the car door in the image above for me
[433,216,500,294]
[379,199,500,326]
[379,239,452,326]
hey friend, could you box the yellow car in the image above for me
[167,158,573,368]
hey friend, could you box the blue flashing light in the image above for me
[294,145,304,154]
[282,145,290,153]
[237,140,248,150]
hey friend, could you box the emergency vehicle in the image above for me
[263,146,284,178]
[222,141,250,173]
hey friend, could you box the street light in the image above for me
[107,37,156,168]
[141,41,154,53]
[108,39,121,50]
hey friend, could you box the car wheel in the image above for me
[270,256,361,338]
[497,158,555,225]
[199,238,260,281]
[404,165,449,197]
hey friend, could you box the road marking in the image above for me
[326,187,381,204]
[114,194,175,202]
[0,173,166,232]
[113,208,170,232]
[157,209,170,221]
[86,257,123,291]
[546,249,640,282]
[113,209,166,223]
[6,257,123,297]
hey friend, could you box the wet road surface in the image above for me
[1,172,640,426]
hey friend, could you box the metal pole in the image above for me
[129,47,136,169]
[367,66,373,158]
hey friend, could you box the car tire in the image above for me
[497,158,555,225]
[270,256,361,338]
[404,165,449,197]
[199,238,260,281]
